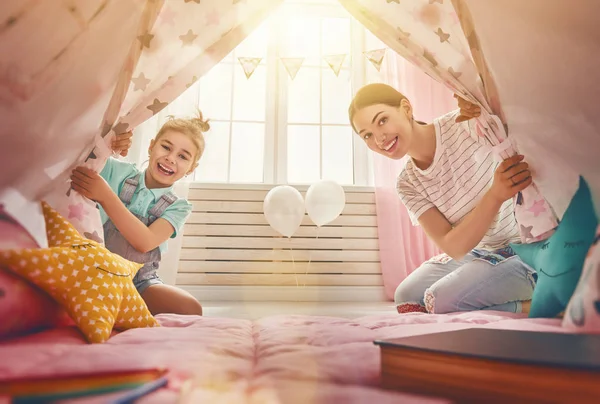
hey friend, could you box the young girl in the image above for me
[349,83,537,315]
[69,113,209,316]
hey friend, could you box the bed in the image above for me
[0,311,564,403]
[1,1,597,402]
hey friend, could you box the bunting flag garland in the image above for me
[323,54,346,76]
[235,48,388,80]
[280,57,304,80]
[238,57,262,79]
[363,48,387,71]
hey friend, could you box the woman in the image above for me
[349,83,536,314]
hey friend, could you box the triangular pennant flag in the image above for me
[238,57,262,79]
[323,54,346,76]
[363,48,387,72]
[280,57,305,80]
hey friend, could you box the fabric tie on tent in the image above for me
[338,0,558,243]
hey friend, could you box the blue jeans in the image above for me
[394,250,537,314]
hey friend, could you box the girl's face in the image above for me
[352,101,413,160]
[147,130,198,187]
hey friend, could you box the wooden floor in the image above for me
[201,301,395,320]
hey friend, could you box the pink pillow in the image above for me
[563,224,600,333]
[0,207,68,339]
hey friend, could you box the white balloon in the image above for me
[263,185,305,238]
[305,180,346,227]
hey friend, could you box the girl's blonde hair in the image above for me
[155,110,210,163]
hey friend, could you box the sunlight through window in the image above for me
[136,0,385,186]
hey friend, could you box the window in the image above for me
[136,0,386,186]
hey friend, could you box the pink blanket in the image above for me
[0,311,564,403]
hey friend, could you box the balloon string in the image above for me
[289,238,298,288]
[303,226,320,287]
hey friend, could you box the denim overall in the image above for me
[103,173,177,294]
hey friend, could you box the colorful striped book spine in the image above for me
[1,368,167,403]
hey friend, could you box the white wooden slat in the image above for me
[182,236,379,250]
[190,183,374,191]
[179,248,379,262]
[191,200,375,215]
[188,213,377,227]
[188,188,375,204]
[179,261,381,274]
[176,273,383,286]
[180,186,382,288]
[182,285,387,302]
[183,224,379,238]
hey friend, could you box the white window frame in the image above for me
[128,1,375,187]
[263,1,373,186]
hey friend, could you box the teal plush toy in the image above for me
[510,176,598,318]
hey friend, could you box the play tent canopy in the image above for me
[1,0,598,247]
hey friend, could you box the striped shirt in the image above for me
[397,110,520,251]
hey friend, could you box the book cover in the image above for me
[375,328,600,371]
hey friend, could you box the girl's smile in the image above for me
[146,130,198,188]
[156,162,176,176]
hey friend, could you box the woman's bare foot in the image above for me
[521,300,532,315]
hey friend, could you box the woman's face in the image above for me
[352,102,413,160]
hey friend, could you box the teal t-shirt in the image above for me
[99,158,192,253]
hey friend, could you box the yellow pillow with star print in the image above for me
[0,202,159,343]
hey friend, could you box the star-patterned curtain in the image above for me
[1,0,561,247]
[337,0,559,243]
[108,0,284,140]
[0,0,283,243]
[0,0,158,202]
